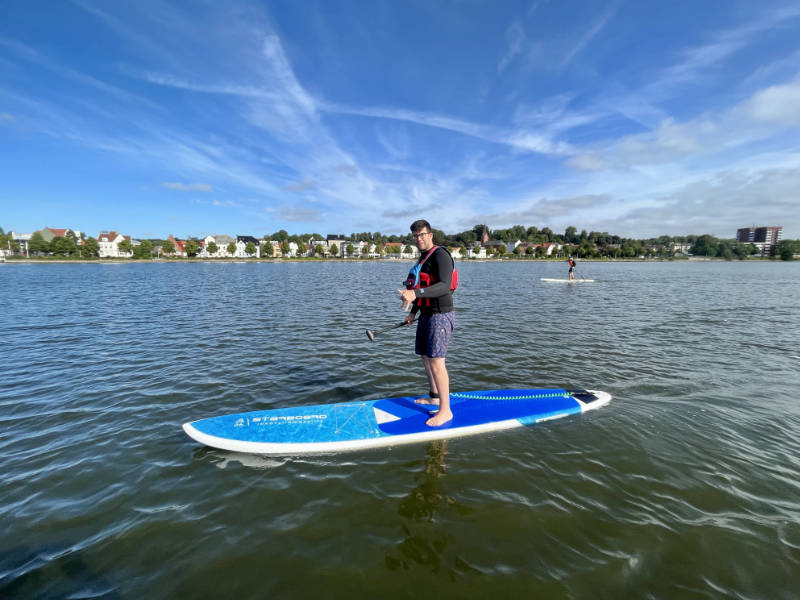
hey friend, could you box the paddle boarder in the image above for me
[568,256,576,280]
[397,220,455,427]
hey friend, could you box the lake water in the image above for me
[1,260,799,599]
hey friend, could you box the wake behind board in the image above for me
[182,388,611,455]
[540,278,595,282]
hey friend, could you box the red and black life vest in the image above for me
[404,246,458,307]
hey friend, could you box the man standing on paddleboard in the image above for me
[397,220,456,427]
[568,256,576,281]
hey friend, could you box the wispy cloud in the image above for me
[162,182,213,192]
[559,3,617,68]
[642,6,800,102]
[268,205,325,222]
[323,102,572,156]
[498,21,525,73]
[470,194,613,228]
[284,178,316,192]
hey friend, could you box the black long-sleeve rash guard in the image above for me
[411,247,454,315]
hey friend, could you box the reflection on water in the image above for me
[0,543,120,600]
[386,441,478,578]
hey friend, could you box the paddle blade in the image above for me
[365,329,375,341]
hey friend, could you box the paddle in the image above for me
[366,316,415,341]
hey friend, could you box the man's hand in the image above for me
[403,313,415,326]
[397,289,416,312]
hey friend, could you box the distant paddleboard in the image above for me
[540,278,595,282]
[183,388,611,455]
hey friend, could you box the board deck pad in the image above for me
[183,388,611,455]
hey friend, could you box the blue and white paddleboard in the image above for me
[540,278,595,282]
[182,388,611,455]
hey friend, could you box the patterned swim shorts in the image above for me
[415,312,455,358]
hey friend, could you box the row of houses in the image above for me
[3,227,566,259]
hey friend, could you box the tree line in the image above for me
[2,226,797,260]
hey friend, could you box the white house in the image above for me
[97,231,132,258]
[199,234,236,257]
[235,236,261,258]
[448,247,463,260]
[326,235,347,257]
[467,245,487,259]
[6,232,31,257]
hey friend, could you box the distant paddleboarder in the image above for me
[568,256,576,281]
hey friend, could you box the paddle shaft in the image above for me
[366,315,416,341]
[374,321,408,335]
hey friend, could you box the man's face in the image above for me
[412,229,434,252]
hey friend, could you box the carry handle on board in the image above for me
[366,316,416,341]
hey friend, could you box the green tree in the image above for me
[118,239,133,256]
[296,242,307,257]
[134,240,153,259]
[261,242,274,257]
[564,226,578,243]
[777,240,796,261]
[346,243,355,257]
[315,244,324,257]
[80,237,97,258]
[226,242,236,256]
[29,231,48,255]
[185,240,198,257]
[496,245,507,256]
[513,245,522,256]
[281,241,291,257]
[404,244,413,255]
[206,241,218,256]
[690,234,718,256]
[244,241,256,257]
[329,243,339,257]
[272,229,289,243]
[51,236,77,256]
[162,239,176,255]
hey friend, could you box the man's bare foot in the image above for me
[415,392,439,406]
[415,396,440,406]
[426,410,453,427]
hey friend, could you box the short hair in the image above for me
[410,219,432,234]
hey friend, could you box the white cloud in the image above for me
[565,74,800,171]
[745,78,800,125]
[566,153,610,171]
[605,167,800,237]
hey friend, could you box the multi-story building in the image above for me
[97,231,132,258]
[736,226,782,256]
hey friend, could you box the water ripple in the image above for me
[1,261,800,598]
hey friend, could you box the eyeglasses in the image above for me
[412,232,432,239]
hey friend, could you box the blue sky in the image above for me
[1,0,799,240]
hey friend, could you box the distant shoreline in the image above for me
[0,256,778,264]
